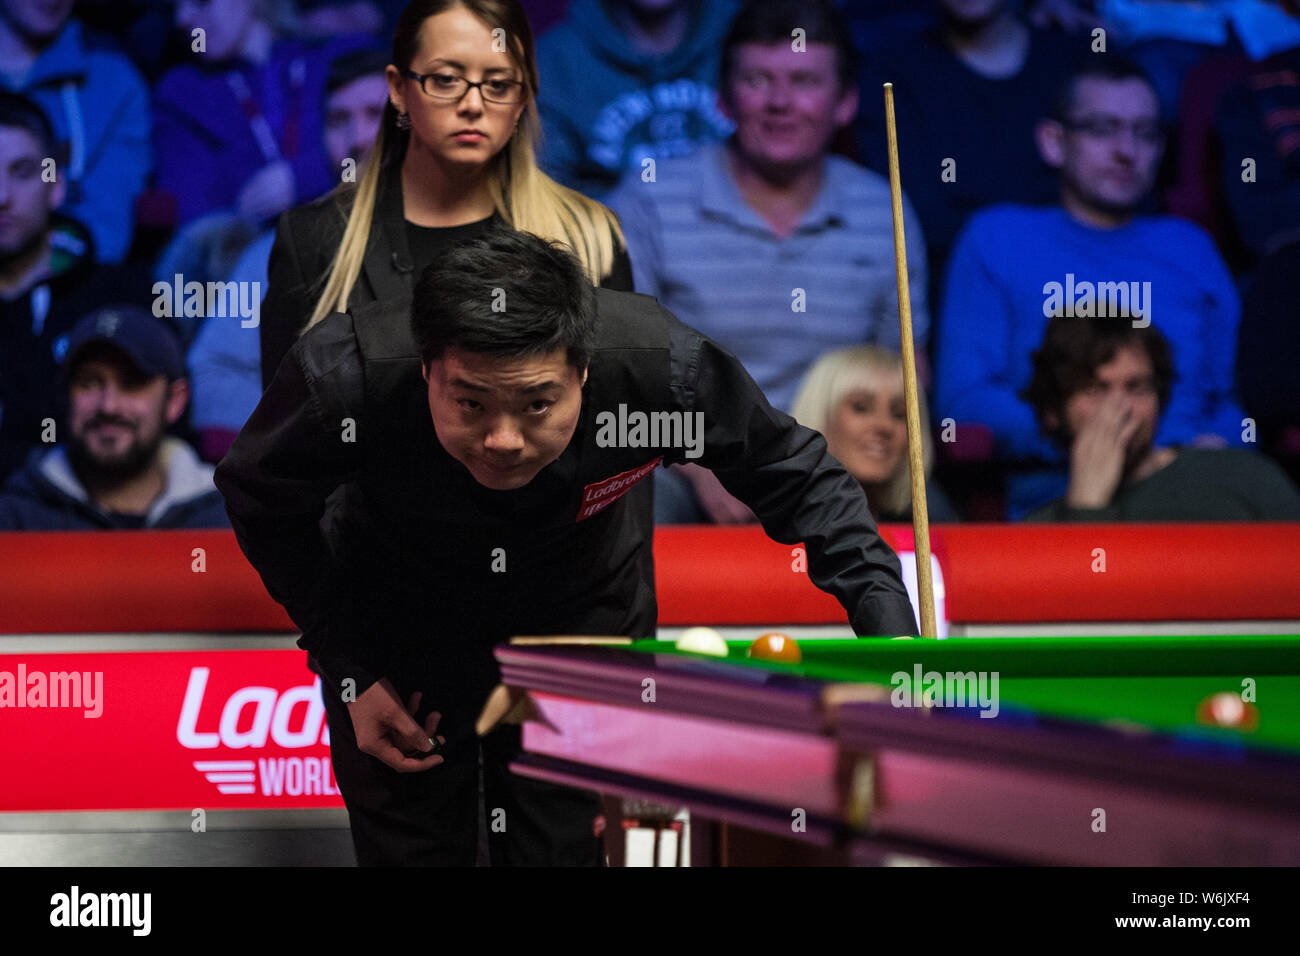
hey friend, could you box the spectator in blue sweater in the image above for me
[0,0,151,264]
[0,306,229,530]
[935,56,1245,518]
[185,46,390,463]
[535,0,738,198]
[153,0,370,228]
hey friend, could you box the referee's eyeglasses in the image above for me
[405,70,525,105]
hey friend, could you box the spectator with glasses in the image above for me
[934,57,1247,518]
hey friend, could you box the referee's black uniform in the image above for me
[215,285,918,866]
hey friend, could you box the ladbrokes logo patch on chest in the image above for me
[577,457,662,521]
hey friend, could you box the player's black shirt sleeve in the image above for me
[687,336,920,637]
[215,313,376,697]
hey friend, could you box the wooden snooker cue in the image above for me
[883,82,937,639]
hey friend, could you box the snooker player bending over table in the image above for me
[214,229,918,866]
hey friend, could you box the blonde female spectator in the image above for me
[791,346,959,523]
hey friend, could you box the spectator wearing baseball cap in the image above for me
[0,305,229,530]
[0,91,154,485]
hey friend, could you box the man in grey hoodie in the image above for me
[536,0,738,197]
[0,305,229,530]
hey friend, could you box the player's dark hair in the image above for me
[0,91,59,159]
[410,228,597,370]
[1021,316,1176,448]
[719,0,857,100]
[325,46,390,96]
[1049,56,1157,123]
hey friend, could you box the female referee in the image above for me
[258,0,632,381]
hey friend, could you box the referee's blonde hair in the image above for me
[790,346,935,519]
[303,0,623,332]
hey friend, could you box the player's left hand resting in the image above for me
[348,679,447,773]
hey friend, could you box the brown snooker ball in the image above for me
[748,632,801,663]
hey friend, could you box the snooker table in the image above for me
[495,634,1300,866]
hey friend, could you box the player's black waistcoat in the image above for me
[331,289,675,669]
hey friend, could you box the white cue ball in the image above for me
[1210,692,1245,725]
[675,626,729,657]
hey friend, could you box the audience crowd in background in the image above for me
[2,0,1298,532]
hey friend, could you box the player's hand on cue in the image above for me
[1065,391,1142,510]
[347,678,446,772]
